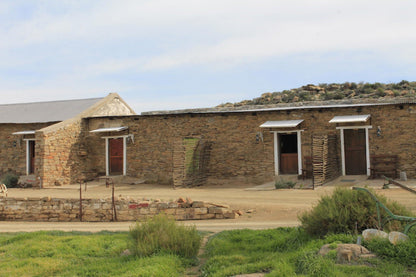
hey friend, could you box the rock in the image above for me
[41,196,51,202]
[302,84,323,92]
[389,231,409,245]
[246,209,255,214]
[319,243,373,264]
[337,249,353,264]
[120,249,131,256]
[234,210,243,216]
[362,229,388,241]
[261,92,272,98]
[317,244,332,256]
[177,197,186,203]
[186,197,193,204]
[385,89,395,96]
[224,212,238,219]
[206,202,230,209]
[192,201,205,208]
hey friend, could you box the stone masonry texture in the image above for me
[0,123,55,177]
[0,197,237,222]
[3,102,416,187]
[85,103,416,186]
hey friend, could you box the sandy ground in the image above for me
[1,176,416,233]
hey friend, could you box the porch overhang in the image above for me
[12,130,36,135]
[89,126,128,133]
[329,114,370,124]
[260,119,304,128]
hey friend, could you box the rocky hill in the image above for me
[217,81,416,108]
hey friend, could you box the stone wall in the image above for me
[0,197,238,222]
[85,103,416,184]
[0,123,54,177]
[37,119,88,187]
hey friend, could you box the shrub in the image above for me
[299,188,414,237]
[128,214,201,259]
[275,180,296,189]
[364,235,416,267]
[1,173,19,188]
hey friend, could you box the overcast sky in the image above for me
[1,1,416,113]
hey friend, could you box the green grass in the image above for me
[2,228,416,276]
[0,231,187,277]
[201,228,416,277]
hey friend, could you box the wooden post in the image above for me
[112,181,117,221]
[79,180,83,222]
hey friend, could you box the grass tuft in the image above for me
[128,214,201,259]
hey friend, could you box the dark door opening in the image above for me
[280,134,298,174]
[29,140,35,174]
[344,129,366,175]
[109,138,123,175]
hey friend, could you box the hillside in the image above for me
[218,80,416,108]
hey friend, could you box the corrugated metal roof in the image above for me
[90,126,127,133]
[329,114,370,123]
[0,97,103,123]
[260,119,304,128]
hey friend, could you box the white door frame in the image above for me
[23,139,36,175]
[102,135,128,176]
[336,125,372,176]
[271,130,303,176]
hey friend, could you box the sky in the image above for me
[1,1,416,113]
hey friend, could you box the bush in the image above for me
[275,180,296,189]
[299,188,414,237]
[1,173,18,188]
[128,214,201,259]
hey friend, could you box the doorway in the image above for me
[28,140,35,174]
[344,129,366,175]
[109,138,123,175]
[279,134,298,174]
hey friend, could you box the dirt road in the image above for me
[1,179,415,233]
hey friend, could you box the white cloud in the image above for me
[42,0,416,74]
[1,0,416,108]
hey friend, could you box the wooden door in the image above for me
[109,138,123,175]
[280,153,298,174]
[280,134,298,174]
[29,140,35,174]
[344,129,366,175]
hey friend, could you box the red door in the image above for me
[29,140,35,174]
[109,138,123,175]
[344,129,366,175]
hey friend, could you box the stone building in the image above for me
[0,93,135,186]
[2,95,415,187]
[84,99,416,187]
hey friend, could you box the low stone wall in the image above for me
[0,197,238,222]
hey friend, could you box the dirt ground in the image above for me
[1,176,416,232]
